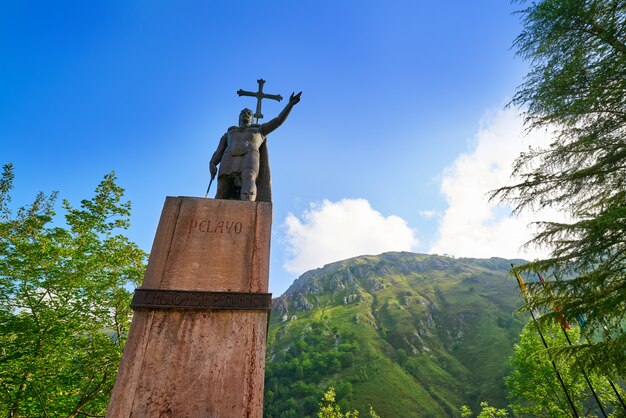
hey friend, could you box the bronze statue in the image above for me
[209,84,301,202]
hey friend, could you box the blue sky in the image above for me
[1,1,551,295]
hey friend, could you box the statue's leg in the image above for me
[215,175,234,199]
[240,150,260,201]
[240,168,258,201]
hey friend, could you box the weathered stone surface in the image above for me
[107,197,271,418]
[142,197,271,293]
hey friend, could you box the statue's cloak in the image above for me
[256,138,271,202]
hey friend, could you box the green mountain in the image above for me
[264,252,526,417]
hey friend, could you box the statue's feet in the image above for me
[240,192,256,202]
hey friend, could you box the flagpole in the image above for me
[536,273,608,418]
[603,344,626,411]
[512,265,580,418]
[547,273,626,412]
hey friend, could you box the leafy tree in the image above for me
[0,164,146,417]
[460,402,508,418]
[264,320,358,417]
[318,387,357,418]
[317,387,379,418]
[506,321,622,417]
[492,0,626,375]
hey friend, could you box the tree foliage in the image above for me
[264,320,359,417]
[460,402,508,418]
[506,321,623,417]
[317,387,378,418]
[492,0,626,375]
[0,163,146,417]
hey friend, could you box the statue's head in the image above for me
[239,108,254,127]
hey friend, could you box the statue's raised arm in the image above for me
[261,92,302,136]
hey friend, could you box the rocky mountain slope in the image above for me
[264,252,526,417]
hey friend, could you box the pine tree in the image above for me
[492,0,626,376]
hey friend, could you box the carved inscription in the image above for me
[131,289,272,311]
[188,219,243,235]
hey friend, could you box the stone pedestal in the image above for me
[106,197,272,418]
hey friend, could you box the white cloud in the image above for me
[418,209,437,220]
[430,107,563,260]
[283,198,418,275]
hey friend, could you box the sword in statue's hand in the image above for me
[205,163,217,198]
[204,174,215,199]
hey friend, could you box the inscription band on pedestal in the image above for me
[131,288,272,311]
